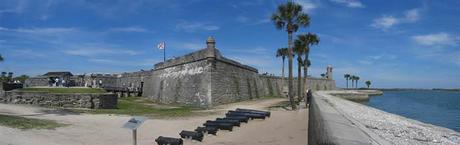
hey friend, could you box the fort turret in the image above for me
[206,36,216,49]
[326,65,333,80]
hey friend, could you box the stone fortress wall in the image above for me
[142,37,336,107]
[24,37,336,107]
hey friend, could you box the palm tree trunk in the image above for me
[281,58,285,94]
[287,31,296,110]
[303,61,308,99]
[356,80,359,88]
[297,58,302,103]
[346,79,348,88]
[303,53,309,102]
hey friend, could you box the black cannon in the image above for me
[203,122,233,131]
[194,127,206,134]
[195,126,218,135]
[208,119,240,127]
[155,136,183,145]
[236,108,271,117]
[226,111,266,120]
[205,126,218,135]
[179,130,204,142]
[220,116,249,123]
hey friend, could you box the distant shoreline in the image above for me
[343,88,460,92]
[378,88,460,92]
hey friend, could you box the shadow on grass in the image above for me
[0,114,68,130]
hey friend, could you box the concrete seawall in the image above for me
[309,90,460,145]
[326,90,383,102]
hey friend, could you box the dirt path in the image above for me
[0,98,307,145]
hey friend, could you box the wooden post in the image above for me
[132,129,137,145]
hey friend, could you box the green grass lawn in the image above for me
[18,88,107,93]
[0,114,67,130]
[74,97,200,118]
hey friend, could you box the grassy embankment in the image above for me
[78,96,284,118]
[18,88,106,93]
[74,97,201,118]
[0,114,66,130]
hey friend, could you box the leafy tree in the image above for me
[272,1,310,110]
[365,80,371,88]
[276,48,288,90]
[0,54,3,62]
[344,74,350,88]
[321,73,326,78]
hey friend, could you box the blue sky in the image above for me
[1,0,459,88]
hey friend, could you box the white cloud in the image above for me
[330,0,365,8]
[108,26,149,33]
[0,27,77,35]
[297,0,317,13]
[412,33,459,46]
[371,8,421,31]
[175,21,220,32]
[64,48,140,57]
[358,53,397,65]
[411,33,460,66]
[371,16,399,30]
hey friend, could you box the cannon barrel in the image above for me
[203,122,233,131]
[179,130,203,142]
[236,108,271,117]
[155,136,183,145]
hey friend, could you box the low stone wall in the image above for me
[309,90,460,145]
[308,91,384,145]
[0,91,117,109]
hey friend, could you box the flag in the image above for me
[157,42,165,50]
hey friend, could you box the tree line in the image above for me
[344,73,372,89]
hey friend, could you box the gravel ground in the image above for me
[0,98,307,145]
[318,91,460,145]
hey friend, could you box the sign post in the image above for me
[123,116,146,145]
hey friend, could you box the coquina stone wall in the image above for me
[0,91,117,109]
[144,59,212,106]
[141,37,336,107]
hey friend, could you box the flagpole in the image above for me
[163,42,166,62]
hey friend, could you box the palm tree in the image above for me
[344,74,350,88]
[272,1,310,110]
[293,42,305,102]
[355,76,360,88]
[295,33,319,98]
[350,75,355,88]
[276,48,288,90]
[365,80,371,88]
[0,54,3,62]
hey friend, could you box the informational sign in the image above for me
[123,116,146,130]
